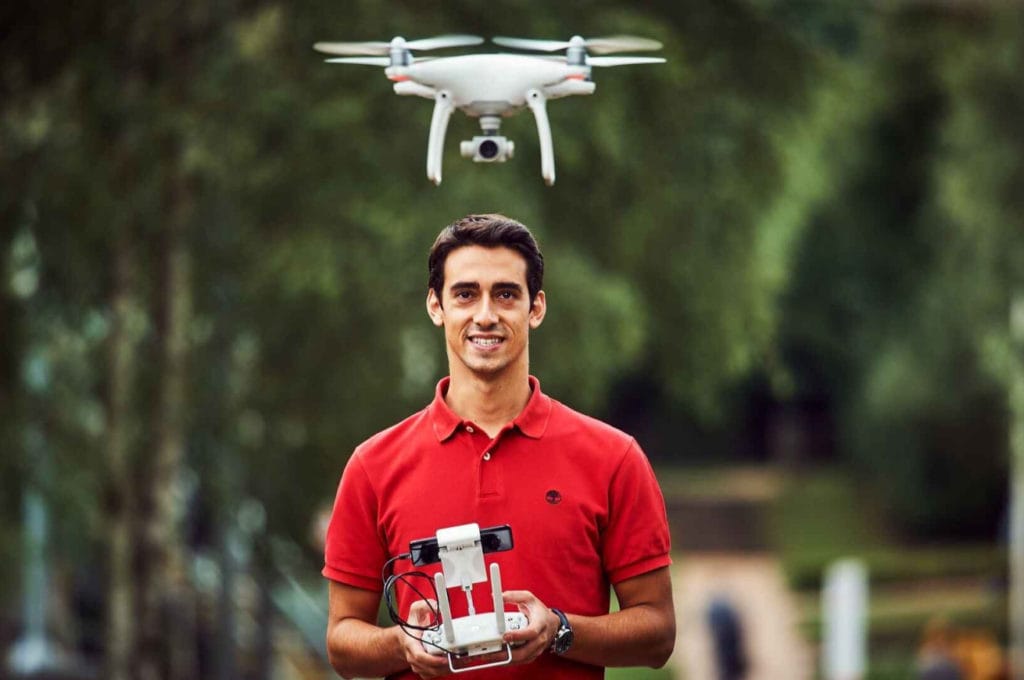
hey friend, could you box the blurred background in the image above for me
[1,1,1021,679]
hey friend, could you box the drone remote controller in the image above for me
[406,523,523,673]
[421,611,528,657]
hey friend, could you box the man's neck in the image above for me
[444,367,532,438]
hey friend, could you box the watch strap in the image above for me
[550,608,573,655]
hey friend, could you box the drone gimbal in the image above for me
[412,77,594,186]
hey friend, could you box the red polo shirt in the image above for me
[323,376,671,679]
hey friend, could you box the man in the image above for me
[323,214,675,679]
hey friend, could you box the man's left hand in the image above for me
[500,590,561,664]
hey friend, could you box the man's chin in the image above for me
[459,356,508,377]
[467,362,505,376]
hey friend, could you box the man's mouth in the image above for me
[470,336,503,347]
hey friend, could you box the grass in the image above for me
[655,464,1007,679]
[771,468,1006,590]
[606,666,674,680]
[768,467,1007,679]
[771,470,889,571]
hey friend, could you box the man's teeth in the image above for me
[472,338,502,346]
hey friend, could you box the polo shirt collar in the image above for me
[514,376,551,439]
[429,375,552,441]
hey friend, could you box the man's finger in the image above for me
[501,590,534,604]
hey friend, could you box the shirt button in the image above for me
[466,426,475,433]
[482,451,492,461]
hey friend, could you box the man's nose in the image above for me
[473,297,499,325]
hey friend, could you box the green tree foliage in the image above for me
[2,0,831,559]
[777,4,1023,538]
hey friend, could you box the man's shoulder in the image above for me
[546,396,634,446]
[353,406,433,460]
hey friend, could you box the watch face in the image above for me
[551,609,573,655]
[554,628,573,654]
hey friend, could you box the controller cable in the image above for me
[381,553,451,653]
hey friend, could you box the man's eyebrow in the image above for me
[448,281,523,292]
[448,281,481,291]
[492,282,524,292]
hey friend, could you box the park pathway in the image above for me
[660,467,816,680]
[667,554,815,680]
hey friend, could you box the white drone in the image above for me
[313,34,665,185]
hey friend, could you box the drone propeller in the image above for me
[404,35,484,51]
[324,56,392,66]
[314,34,483,56]
[588,56,666,67]
[534,54,667,67]
[314,41,390,56]
[492,34,662,55]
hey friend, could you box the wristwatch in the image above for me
[550,608,574,655]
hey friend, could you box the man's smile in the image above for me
[469,335,505,348]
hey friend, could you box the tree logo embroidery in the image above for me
[545,489,562,505]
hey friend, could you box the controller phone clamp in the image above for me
[409,523,526,673]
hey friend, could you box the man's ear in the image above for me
[529,290,546,329]
[426,289,444,327]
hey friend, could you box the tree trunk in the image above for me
[104,229,139,680]
[138,170,197,680]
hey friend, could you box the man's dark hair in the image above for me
[428,214,545,305]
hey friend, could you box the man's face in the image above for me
[426,245,546,380]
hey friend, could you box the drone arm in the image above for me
[392,80,438,100]
[526,89,555,186]
[542,79,596,100]
[427,90,454,185]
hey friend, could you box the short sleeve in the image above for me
[601,439,672,584]
[322,453,388,591]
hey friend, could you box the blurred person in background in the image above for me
[917,617,1008,680]
[707,595,748,680]
[917,617,963,680]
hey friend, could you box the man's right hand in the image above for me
[399,599,452,678]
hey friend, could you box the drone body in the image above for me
[388,54,590,113]
[314,35,665,185]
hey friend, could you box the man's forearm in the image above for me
[326,618,408,679]
[561,602,676,669]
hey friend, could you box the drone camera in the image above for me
[460,136,515,163]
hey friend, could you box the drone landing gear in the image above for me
[526,89,555,186]
[424,86,574,187]
[427,90,455,185]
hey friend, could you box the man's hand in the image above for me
[500,590,560,664]
[396,589,563,676]
[399,599,451,678]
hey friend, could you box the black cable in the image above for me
[382,553,410,583]
[381,553,452,654]
[385,571,442,628]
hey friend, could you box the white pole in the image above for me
[822,559,868,680]
[1009,293,1024,680]
[6,427,72,675]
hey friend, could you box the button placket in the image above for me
[478,434,503,497]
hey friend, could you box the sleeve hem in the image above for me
[322,565,384,593]
[608,554,673,585]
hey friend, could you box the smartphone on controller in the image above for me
[409,524,514,566]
